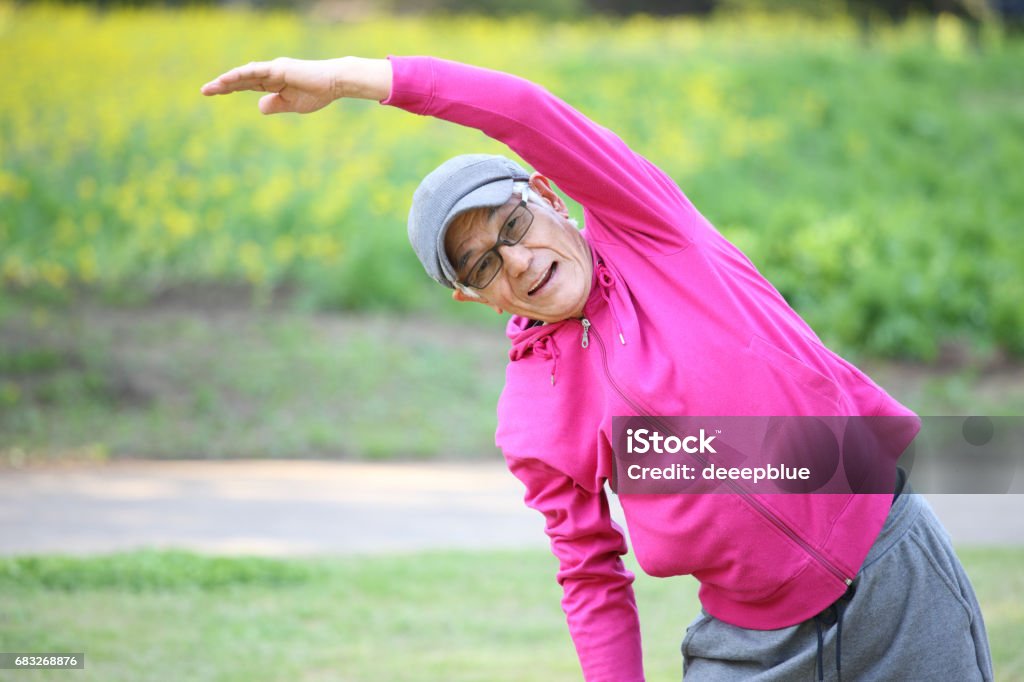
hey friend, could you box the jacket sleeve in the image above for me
[381,55,695,252]
[506,455,644,682]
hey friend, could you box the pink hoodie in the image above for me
[384,56,920,682]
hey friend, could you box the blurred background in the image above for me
[2,0,1024,463]
[1,0,1022,680]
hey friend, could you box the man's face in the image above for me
[444,179,593,323]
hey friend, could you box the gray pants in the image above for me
[681,484,994,681]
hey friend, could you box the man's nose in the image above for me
[498,243,532,279]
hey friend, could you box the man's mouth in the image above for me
[528,262,557,296]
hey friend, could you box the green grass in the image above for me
[3,295,1024,464]
[0,298,507,462]
[0,548,1020,681]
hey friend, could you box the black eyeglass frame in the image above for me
[455,184,536,290]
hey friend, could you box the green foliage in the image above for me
[718,0,849,18]
[429,0,585,19]
[1,8,1022,359]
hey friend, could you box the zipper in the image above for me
[582,318,853,587]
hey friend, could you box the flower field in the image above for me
[2,4,1022,359]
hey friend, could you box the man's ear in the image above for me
[529,173,570,219]
[451,289,503,315]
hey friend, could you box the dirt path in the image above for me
[0,460,1020,557]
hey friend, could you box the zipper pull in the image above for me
[580,318,591,349]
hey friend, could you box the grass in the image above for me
[0,548,1020,681]
[0,296,507,462]
[2,294,1024,464]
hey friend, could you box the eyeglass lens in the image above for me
[465,202,533,288]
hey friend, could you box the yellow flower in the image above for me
[77,176,98,200]
[0,171,28,200]
[163,208,197,242]
[935,13,967,59]
[2,255,31,285]
[55,217,76,246]
[302,234,343,264]
[77,246,99,282]
[238,241,266,283]
[41,262,69,289]
[272,235,297,265]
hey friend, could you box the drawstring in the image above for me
[595,262,627,345]
[511,257,630,386]
[532,335,561,386]
[814,581,857,681]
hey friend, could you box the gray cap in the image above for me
[408,154,530,289]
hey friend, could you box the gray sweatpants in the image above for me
[681,484,994,681]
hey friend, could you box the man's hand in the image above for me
[200,57,391,114]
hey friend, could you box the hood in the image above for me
[504,241,632,385]
[507,315,561,359]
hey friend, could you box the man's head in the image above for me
[408,154,592,323]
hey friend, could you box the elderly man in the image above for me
[202,55,992,681]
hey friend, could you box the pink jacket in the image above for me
[384,56,920,682]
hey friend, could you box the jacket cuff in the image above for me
[380,55,435,114]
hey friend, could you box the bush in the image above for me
[1,7,1021,359]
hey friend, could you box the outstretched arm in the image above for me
[202,55,696,250]
[382,56,696,251]
[200,57,392,113]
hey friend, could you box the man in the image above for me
[202,55,993,681]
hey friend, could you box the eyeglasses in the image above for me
[457,185,535,290]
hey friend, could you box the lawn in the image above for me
[1,548,1021,680]
[3,299,1024,464]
